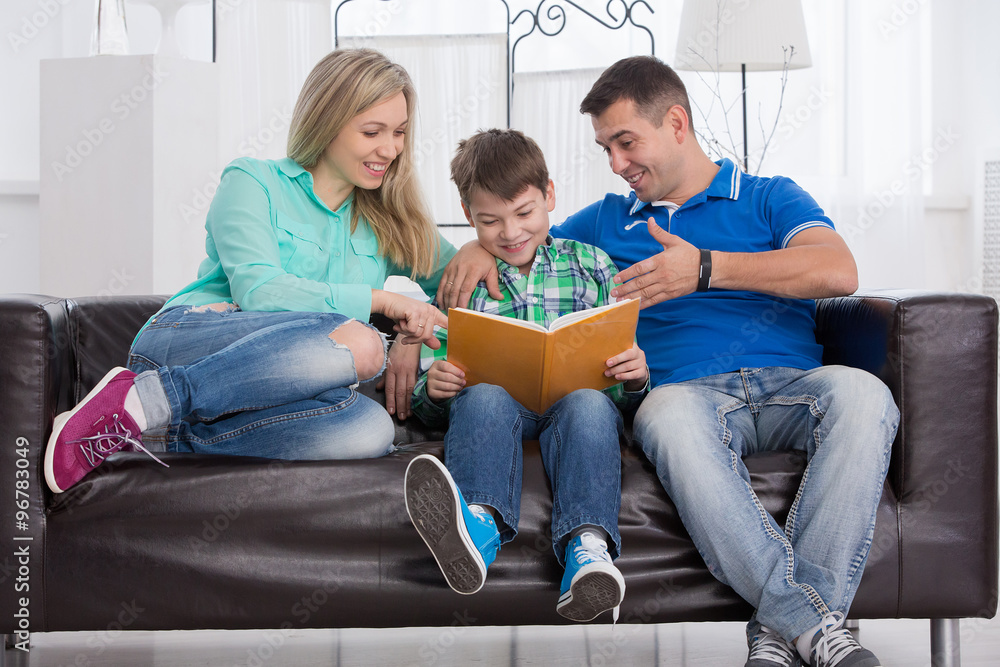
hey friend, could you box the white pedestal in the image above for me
[40,55,218,298]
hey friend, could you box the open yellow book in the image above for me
[446,298,640,414]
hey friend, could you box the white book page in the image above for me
[548,299,634,331]
[450,308,548,332]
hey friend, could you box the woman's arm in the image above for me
[435,240,502,311]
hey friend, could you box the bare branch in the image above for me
[754,46,795,175]
[680,4,795,174]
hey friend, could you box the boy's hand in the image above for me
[605,343,649,392]
[427,360,467,403]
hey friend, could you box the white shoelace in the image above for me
[77,414,169,469]
[570,533,620,623]
[749,626,797,665]
[571,532,611,565]
[811,612,862,666]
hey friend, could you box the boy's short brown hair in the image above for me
[450,129,549,206]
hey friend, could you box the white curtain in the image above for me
[833,0,928,290]
[341,34,508,250]
[215,0,334,167]
[511,68,630,226]
[793,0,927,290]
[699,0,928,290]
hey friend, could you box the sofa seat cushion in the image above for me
[41,441,901,631]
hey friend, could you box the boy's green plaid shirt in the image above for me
[410,236,647,426]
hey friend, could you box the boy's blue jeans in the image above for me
[126,305,395,460]
[444,384,624,566]
[633,365,898,643]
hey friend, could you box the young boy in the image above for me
[404,129,648,622]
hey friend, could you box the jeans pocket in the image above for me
[127,352,159,375]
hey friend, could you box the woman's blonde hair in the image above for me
[287,48,439,277]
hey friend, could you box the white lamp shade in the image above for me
[674,0,812,72]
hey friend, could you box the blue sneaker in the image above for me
[557,532,625,622]
[404,454,501,595]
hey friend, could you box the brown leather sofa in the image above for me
[1,291,997,663]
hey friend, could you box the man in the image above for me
[438,56,898,667]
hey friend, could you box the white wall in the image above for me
[0,0,63,294]
[0,0,209,295]
[924,0,1000,293]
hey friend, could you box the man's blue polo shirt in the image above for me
[551,158,835,387]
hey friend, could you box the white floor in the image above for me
[17,615,1000,666]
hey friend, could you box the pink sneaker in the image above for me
[44,367,166,493]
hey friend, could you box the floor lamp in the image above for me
[673,0,812,173]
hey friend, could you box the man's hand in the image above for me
[605,343,649,392]
[610,218,700,307]
[437,240,501,311]
[371,290,449,348]
[379,341,421,420]
[426,360,466,403]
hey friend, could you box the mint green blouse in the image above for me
[160,157,456,321]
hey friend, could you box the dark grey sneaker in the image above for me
[746,625,800,667]
[809,612,881,667]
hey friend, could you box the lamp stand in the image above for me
[741,63,748,172]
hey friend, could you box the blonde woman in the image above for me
[44,49,454,493]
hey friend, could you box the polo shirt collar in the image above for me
[628,158,741,216]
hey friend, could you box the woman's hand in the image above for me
[605,343,649,392]
[436,241,501,311]
[379,341,421,420]
[426,360,466,403]
[371,290,448,348]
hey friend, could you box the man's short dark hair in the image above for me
[580,55,693,128]
[450,128,549,205]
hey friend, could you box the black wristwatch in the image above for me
[696,249,712,292]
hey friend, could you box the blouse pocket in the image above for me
[349,234,382,285]
[349,236,379,257]
[275,212,326,279]
[275,212,324,247]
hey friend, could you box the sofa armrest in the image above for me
[816,290,999,617]
[0,294,72,633]
[0,294,173,632]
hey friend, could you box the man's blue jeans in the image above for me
[633,365,898,642]
[444,384,623,566]
[126,305,394,460]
